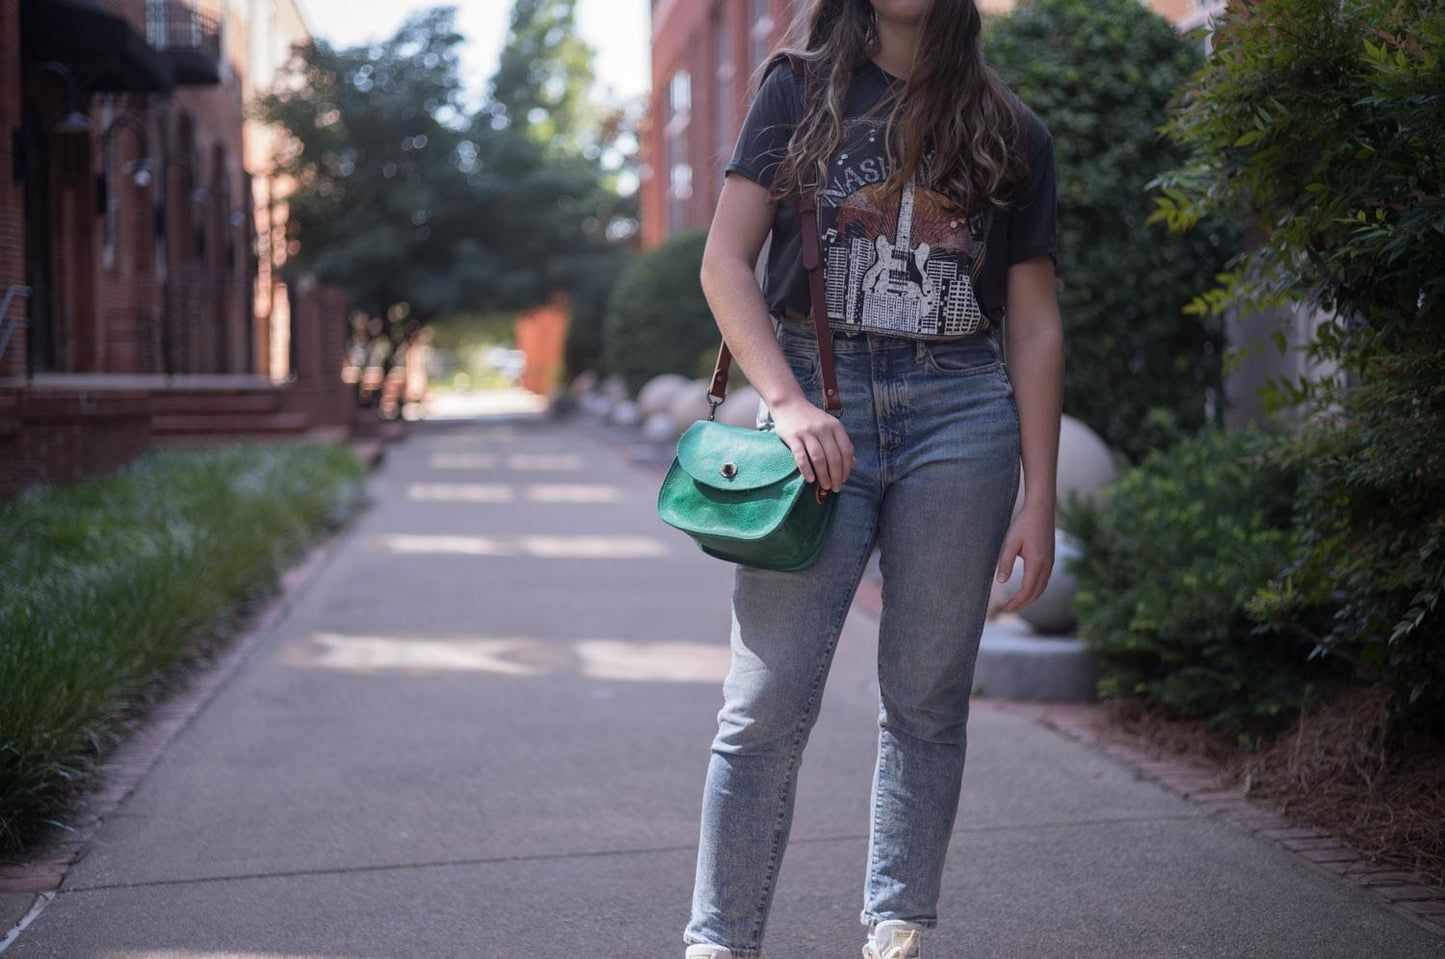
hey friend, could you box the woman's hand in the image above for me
[768,393,855,493]
[995,501,1055,612]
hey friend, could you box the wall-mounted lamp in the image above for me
[97,114,155,214]
[35,61,90,135]
[126,157,155,188]
[102,115,153,184]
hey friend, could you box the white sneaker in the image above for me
[863,920,924,959]
[685,945,734,959]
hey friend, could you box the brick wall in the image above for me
[0,388,151,499]
[280,273,354,428]
[0,0,28,379]
[6,0,258,379]
[643,0,788,248]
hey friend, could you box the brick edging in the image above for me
[982,700,1445,938]
[0,529,346,903]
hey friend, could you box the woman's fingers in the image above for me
[773,396,855,492]
[995,540,1018,584]
[791,443,817,485]
[799,434,830,489]
[813,430,851,492]
[997,539,1033,612]
[1013,563,1042,610]
[781,409,853,492]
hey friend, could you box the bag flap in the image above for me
[675,421,798,492]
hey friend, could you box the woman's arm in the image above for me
[995,255,1064,611]
[700,175,855,493]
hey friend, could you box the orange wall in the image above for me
[515,296,570,395]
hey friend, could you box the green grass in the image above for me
[0,442,367,852]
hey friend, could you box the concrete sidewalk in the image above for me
[3,407,1441,958]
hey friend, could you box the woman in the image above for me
[685,0,1063,956]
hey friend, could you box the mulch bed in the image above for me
[1103,688,1445,888]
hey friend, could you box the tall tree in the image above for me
[254,7,624,332]
[489,0,598,154]
[256,8,478,325]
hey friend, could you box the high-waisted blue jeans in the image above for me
[684,322,1022,958]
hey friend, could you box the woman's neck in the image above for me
[871,13,921,81]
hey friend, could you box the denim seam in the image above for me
[922,352,1005,378]
[860,910,940,930]
[862,407,1018,928]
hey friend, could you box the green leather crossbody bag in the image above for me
[657,415,837,571]
[656,107,842,571]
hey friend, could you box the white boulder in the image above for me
[570,370,598,399]
[600,374,630,403]
[668,379,713,429]
[1014,414,1117,515]
[641,411,679,443]
[609,399,641,428]
[638,374,690,416]
[716,386,764,428]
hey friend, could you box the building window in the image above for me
[714,2,734,183]
[666,69,693,233]
[670,70,692,115]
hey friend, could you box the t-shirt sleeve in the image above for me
[725,62,803,190]
[1006,116,1058,265]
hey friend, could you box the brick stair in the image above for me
[148,390,284,416]
[149,387,314,447]
[0,392,18,437]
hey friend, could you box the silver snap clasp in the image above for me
[720,462,738,479]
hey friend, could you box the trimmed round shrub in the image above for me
[601,230,716,394]
[1063,426,1344,737]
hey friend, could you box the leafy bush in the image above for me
[601,229,716,393]
[986,0,1239,461]
[0,443,366,851]
[1151,0,1445,725]
[1065,427,1343,736]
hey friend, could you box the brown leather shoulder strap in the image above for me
[709,54,841,418]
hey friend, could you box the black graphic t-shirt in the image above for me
[726,58,1057,340]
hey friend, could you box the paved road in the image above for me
[6,404,1442,958]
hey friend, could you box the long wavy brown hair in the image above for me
[763,0,1030,215]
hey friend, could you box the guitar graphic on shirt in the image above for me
[859,178,938,331]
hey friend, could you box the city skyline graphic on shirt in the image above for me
[820,175,988,337]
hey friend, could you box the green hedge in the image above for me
[1064,427,1344,737]
[601,229,716,393]
[986,0,1239,461]
[0,443,367,851]
[1151,0,1445,727]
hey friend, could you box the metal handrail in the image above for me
[0,286,32,368]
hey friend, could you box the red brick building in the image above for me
[641,0,1224,248]
[0,0,363,497]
